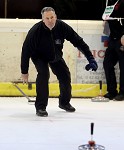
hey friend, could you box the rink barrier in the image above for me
[0,19,120,98]
[0,82,111,97]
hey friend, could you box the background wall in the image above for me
[0,19,104,83]
[0,19,119,97]
[0,0,105,20]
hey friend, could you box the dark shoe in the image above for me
[114,94,124,101]
[59,103,76,112]
[36,109,48,117]
[104,93,117,100]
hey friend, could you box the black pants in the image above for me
[103,38,124,94]
[34,58,72,110]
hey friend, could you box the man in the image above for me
[21,7,98,117]
[103,0,124,100]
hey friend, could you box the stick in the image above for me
[13,83,35,102]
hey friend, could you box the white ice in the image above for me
[0,97,124,150]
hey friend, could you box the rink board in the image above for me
[0,19,120,97]
[0,82,109,97]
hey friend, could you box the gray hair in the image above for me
[41,7,55,15]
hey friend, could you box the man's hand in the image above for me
[85,59,98,71]
[21,73,29,84]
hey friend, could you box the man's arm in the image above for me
[21,31,33,82]
[62,22,98,71]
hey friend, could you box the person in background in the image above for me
[21,7,98,117]
[103,0,124,100]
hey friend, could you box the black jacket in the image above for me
[21,20,94,74]
[107,0,124,39]
[108,19,124,39]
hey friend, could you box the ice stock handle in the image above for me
[99,80,102,90]
[91,122,94,136]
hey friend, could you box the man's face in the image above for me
[42,11,57,30]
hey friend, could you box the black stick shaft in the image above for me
[99,80,102,90]
[91,122,94,135]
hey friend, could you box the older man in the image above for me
[21,7,98,117]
